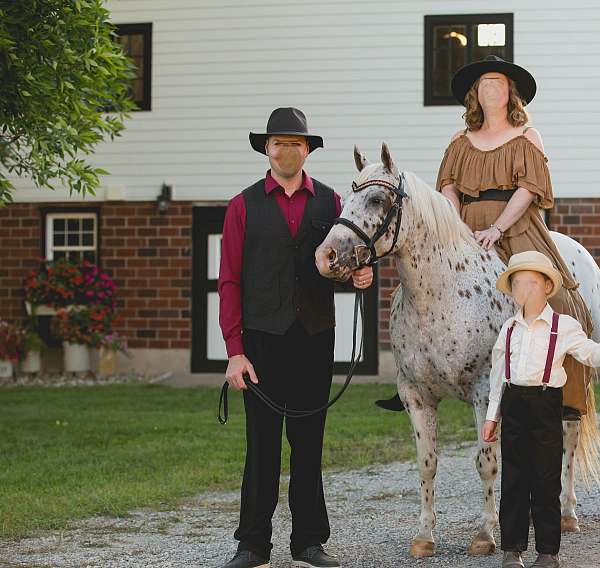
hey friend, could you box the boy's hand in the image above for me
[482,419,498,443]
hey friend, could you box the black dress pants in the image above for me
[234,320,334,559]
[500,384,563,555]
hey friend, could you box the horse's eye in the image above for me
[369,198,383,206]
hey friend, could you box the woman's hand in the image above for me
[476,187,536,249]
[482,420,499,443]
[352,266,374,289]
[474,226,502,250]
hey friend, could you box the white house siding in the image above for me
[9,0,600,204]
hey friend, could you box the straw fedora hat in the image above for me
[496,250,563,298]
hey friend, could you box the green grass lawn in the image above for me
[0,382,509,539]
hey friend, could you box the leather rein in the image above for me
[217,173,408,424]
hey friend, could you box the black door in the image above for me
[191,206,379,374]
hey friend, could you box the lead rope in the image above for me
[218,288,365,424]
[217,174,406,424]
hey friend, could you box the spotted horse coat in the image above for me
[315,143,600,559]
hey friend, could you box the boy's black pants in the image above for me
[500,384,563,555]
[234,320,334,559]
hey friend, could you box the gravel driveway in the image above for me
[1,442,599,568]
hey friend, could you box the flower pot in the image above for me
[21,350,41,374]
[98,347,117,376]
[63,342,90,373]
[0,359,13,379]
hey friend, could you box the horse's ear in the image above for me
[381,142,399,176]
[353,145,370,172]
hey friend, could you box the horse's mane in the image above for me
[402,171,477,248]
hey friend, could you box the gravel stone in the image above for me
[1,442,599,568]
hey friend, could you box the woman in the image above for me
[378,55,592,420]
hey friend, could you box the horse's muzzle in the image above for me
[316,245,363,281]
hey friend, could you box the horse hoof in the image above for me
[409,538,435,558]
[468,537,496,556]
[561,516,580,533]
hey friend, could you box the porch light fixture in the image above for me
[157,182,172,214]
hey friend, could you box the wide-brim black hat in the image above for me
[249,107,324,155]
[451,55,537,106]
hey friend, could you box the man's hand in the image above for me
[482,419,498,443]
[226,354,258,391]
[352,266,374,289]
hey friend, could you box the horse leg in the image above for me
[468,391,499,555]
[400,384,438,558]
[561,420,581,533]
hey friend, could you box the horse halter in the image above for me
[333,173,408,268]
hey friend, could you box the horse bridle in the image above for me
[333,173,408,268]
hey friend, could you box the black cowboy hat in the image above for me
[451,55,537,106]
[249,107,324,155]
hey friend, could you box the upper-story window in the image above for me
[115,23,153,111]
[424,13,514,106]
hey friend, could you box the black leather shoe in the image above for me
[219,550,270,568]
[291,545,341,568]
[375,393,405,412]
[562,406,581,421]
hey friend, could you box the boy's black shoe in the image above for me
[291,545,341,567]
[218,550,270,568]
[502,551,525,567]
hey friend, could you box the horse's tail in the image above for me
[576,370,600,487]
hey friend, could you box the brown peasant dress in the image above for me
[437,132,593,415]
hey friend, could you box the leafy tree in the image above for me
[0,0,136,205]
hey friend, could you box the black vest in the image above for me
[241,178,336,335]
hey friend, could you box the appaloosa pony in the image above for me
[315,143,600,558]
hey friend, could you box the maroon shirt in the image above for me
[218,170,342,357]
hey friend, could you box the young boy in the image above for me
[482,250,600,568]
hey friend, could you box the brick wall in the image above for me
[0,204,41,322]
[547,198,600,263]
[0,201,192,350]
[101,202,192,350]
[3,197,599,358]
[376,197,600,350]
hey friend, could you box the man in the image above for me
[217,107,373,568]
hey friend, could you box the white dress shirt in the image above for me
[486,303,600,422]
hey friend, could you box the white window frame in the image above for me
[45,212,98,261]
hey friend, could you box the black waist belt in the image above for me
[508,384,562,393]
[461,188,516,204]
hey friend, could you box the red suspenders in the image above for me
[544,312,560,385]
[505,322,516,383]
[505,312,560,389]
